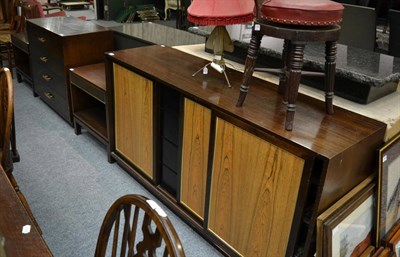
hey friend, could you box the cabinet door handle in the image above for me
[44,92,54,99]
[42,74,52,81]
[38,37,46,43]
[40,56,48,63]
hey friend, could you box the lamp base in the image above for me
[192,61,231,88]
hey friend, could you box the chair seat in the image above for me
[0,23,10,30]
[261,0,343,26]
[0,34,11,44]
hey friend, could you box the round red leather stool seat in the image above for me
[187,0,254,25]
[261,0,343,26]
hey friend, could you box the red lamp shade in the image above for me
[187,0,254,26]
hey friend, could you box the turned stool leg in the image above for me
[236,29,262,107]
[278,39,290,99]
[324,40,337,114]
[285,41,305,131]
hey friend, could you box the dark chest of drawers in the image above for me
[27,17,113,123]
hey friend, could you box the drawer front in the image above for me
[29,24,64,77]
[29,24,62,56]
[32,62,66,98]
[35,82,69,122]
[31,51,64,76]
[30,47,64,77]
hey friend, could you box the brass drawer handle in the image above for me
[42,74,52,81]
[44,92,54,99]
[40,56,48,63]
[38,37,46,43]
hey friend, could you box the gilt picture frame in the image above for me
[317,177,375,257]
[381,220,400,249]
[376,133,400,246]
[359,245,375,257]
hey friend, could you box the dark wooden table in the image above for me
[0,166,53,257]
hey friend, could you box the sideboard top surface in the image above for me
[27,17,110,37]
[107,45,387,159]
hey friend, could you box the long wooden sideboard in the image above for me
[103,45,387,256]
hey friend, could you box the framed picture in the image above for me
[376,133,400,245]
[388,228,400,250]
[382,220,400,249]
[317,176,375,257]
[371,247,385,257]
[376,247,393,257]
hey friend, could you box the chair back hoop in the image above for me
[21,1,40,20]
[5,0,17,29]
[22,0,66,18]
[10,14,25,32]
[6,0,17,23]
[94,194,185,257]
[0,68,13,169]
[5,0,27,32]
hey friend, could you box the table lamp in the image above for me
[187,0,254,87]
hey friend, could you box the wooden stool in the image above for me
[236,0,344,131]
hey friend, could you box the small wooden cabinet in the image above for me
[70,63,108,145]
[27,17,113,123]
[11,32,32,87]
[105,45,387,256]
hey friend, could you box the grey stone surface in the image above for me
[189,25,400,88]
[188,25,400,103]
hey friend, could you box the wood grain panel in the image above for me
[180,98,211,219]
[209,118,305,256]
[114,64,153,178]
